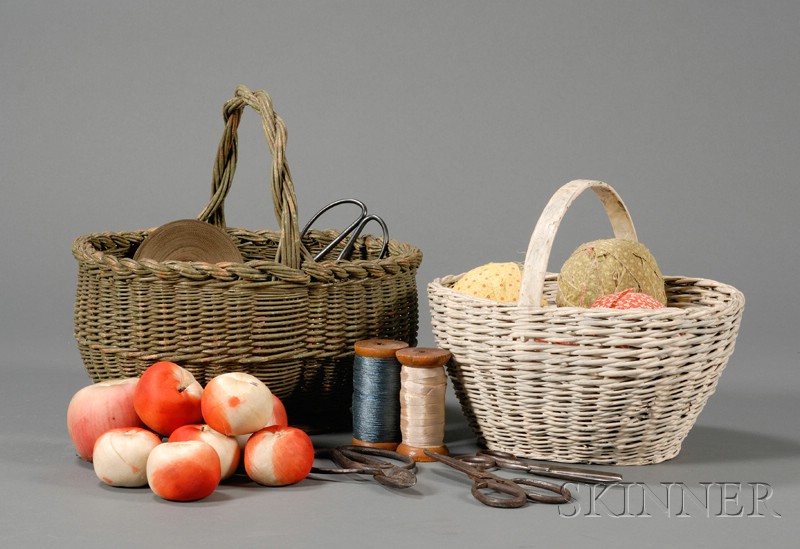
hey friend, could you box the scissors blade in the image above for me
[338,446,417,489]
[523,463,622,484]
[478,450,622,484]
[373,466,417,489]
[423,450,484,478]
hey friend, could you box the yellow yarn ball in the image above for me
[452,262,522,302]
[556,239,667,307]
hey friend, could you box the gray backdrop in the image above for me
[1,1,797,547]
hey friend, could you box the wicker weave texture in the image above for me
[428,181,744,465]
[72,86,421,431]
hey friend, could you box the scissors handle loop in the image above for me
[339,214,389,261]
[471,479,528,509]
[300,198,389,261]
[512,477,572,504]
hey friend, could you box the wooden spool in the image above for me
[351,339,409,450]
[395,347,452,462]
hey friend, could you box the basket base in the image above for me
[477,439,683,466]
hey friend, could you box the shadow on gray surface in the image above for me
[673,424,800,465]
[445,403,476,444]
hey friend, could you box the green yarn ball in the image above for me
[556,238,667,308]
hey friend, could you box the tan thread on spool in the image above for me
[133,219,243,263]
[351,339,409,450]
[395,347,451,462]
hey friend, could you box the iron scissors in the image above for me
[310,445,417,489]
[300,198,389,261]
[424,449,572,508]
[470,450,623,484]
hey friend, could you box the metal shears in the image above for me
[424,449,622,509]
[300,198,389,261]
[310,446,417,489]
[469,450,623,484]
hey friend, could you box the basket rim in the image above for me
[72,227,422,284]
[429,272,744,318]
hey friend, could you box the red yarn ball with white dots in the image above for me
[590,288,665,309]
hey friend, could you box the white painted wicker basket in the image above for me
[428,180,744,465]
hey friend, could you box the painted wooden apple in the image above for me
[234,394,290,452]
[244,425,314,486]
[201,372,273,436]
[169,424,241,480]
[133,361,204,436]
[146,441,221,501]
[92,427,161,487]
[269,394,288,428]
[67,377,144,462]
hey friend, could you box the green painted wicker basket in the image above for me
[72,86,421,432]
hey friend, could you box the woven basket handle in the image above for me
[196,85,310,270]
[518,180,637,306]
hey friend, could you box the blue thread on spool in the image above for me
[351,339,409,449]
